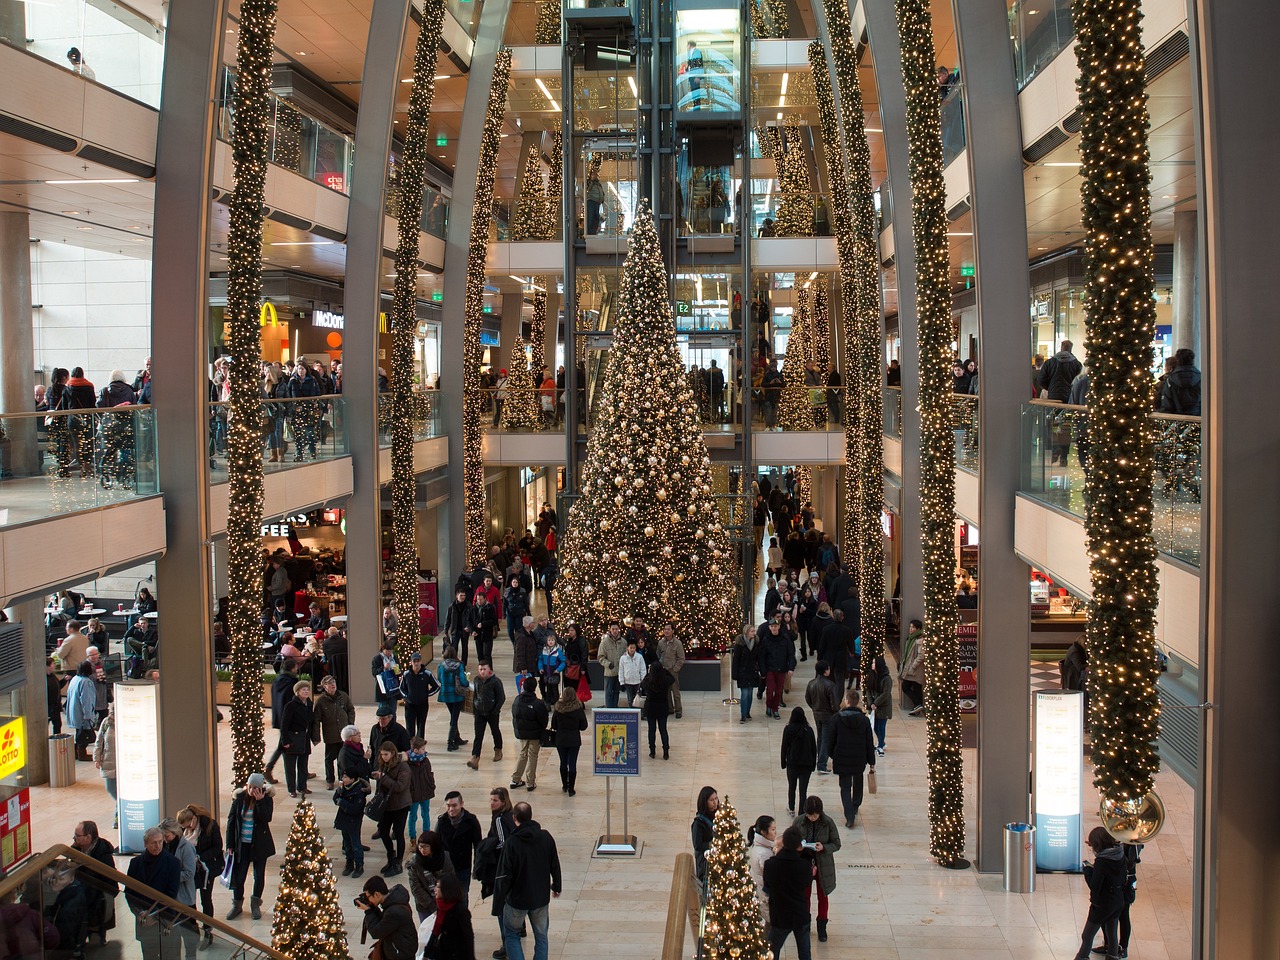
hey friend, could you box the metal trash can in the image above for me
[1003,822,1035,893]
[49,734,77,787]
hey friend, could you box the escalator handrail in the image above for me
[0,844,288,959]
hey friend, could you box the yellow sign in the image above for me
[0,718,26,781]
[260,302,279,327]
[379,312,388,334]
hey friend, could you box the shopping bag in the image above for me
[219,854,235,888]
[377,669,402,699]
[576,673,592,704]
[867,768,877,795]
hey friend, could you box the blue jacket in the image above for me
[436,658,470,704]
[65,675,97,730]
[536,646,565,681]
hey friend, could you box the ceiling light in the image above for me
[1040,161,1080,167]
[434,75,448,80]
[1027,8,1039,13]
[46,178,139,184]
[948,231,973,236]
[268,240,335,246]
[61,210,80,215]
[1037,246,1048,250]
[295,51,307,56]
[865,127,883,133]
[535,78,561,112]
[627,76,638,98]
[401,78,413,83]
[1161,194,1178,199]
[76,225,94,230]
[776,112,783,120]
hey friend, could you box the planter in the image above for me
[585,657,723,692]
[215,679,273,708]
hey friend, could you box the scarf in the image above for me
[432,897,455,935]
[408,750,428,762]
[344,738,363,752]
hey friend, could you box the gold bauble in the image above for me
[656,489,668,500]
[644,526,655,537]
[1099,792,1165,843]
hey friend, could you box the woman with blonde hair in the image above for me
[177,803,224,946]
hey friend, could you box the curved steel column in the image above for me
[345,0,413,703]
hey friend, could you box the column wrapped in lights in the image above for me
[894,0,967,867]
[390,0,446,662]
[462,49,512,567]
[1072,0,1162,824]
[531,134,563,378]
[224,0,278,787]
[773,123,814,239]
[810,279,830,371]
[535,1,559,45]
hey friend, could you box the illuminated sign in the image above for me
[0,718,25,781]
[115,681,161,854]
[1034,690,1084,873]
[431,290,443,302]
[260,302,279,327]
[479,330,500,347]
[313,309,345,330]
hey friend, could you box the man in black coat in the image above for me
[1037,339,1083,402]
[495,802,562,960]
[369,701,411,758]
[356,877,418,960]
[755,619,796,719]
[817,610,854,691]
[509,678,549,791]
[805,661,842,776]
[371,640,399,705]
[466,593,499,665]
[827,690,875,827]
[762,827,814,960]
[826,566,852,613]
[435,791,483,896]
[263,659,299,783]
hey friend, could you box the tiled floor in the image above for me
[26,570,1196,960]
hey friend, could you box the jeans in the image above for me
[556,742,581,775]
[229,853,267,900]
[786,767,812,813]
[512,739,541,787]
[765,671,786,713]
[379,805,409,862]
[647,715,669,752]
[503,903,550,960]
[404,701,429,739]
[475,632,493,664]
[323,742,342,783]
[1074,911,1121,959]
[838,769,866,823]
[473,713,503,756]
[408,800,431,839]
[340,825,364,867]
[738,685,754,720]
[604,676,620,709]
[901,679,924,711]
[283,753,309,793]
[198,871,216,932]
[874,715,888,750]
[446,701,464,744]
[814,717,831,770]
[768,922,811,960]
[623,683,640,707]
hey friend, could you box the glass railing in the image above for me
[470,386,563,433]
[749,191,835,238]
[0,405,158,528]
[377,391,441,447]
[207,394,347,481]
[490,194,563,243]
[0,844,286,960]
[1020,400,1202,566]
[1009,0,1075,90]
[941,82,966,167]
[952,392,979,473]
[884,385,902,438]
[217,68,355,195]
[1,0,165,106]
[386,179,450,239]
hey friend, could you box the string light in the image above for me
[778,284,811,431]
[554,202,737,652]
[701,796,771,960]
[390,0,446,663]
[810,280,830,371]
[462,49,513,568]
[534,1,559,45]
[500,337,542,430]
[893,0,967,868]
[224,0,278,788]
[270,800,349,959]
[1074,0,1162,802]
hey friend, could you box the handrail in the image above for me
[2,404,153,421]
[661,852,701,960]
[1026,398,1202,423]
[209,393,345,406]
[0,844,288,960]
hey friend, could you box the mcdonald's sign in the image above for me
[260,302,279,327]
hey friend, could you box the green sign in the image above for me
[435,134,448,146]
[960,265,975,277]
[483,304,493,314]
[675,299,692,316]
[431,290,443,302]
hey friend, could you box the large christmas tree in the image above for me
[556,201,737,651]
[271,800,348,960]
[773,122,814,238]
[701,796,770,960]
[501,337,542,431]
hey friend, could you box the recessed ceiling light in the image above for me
[1040,161,1080,167]
[62,210,80,215]
[268,241,334,246]
[76,225,94,230]
[1027,8,1039,13]
[1161,194,1178,199]
[434,75,448,80]
[1037,246,1048,250]
[296,51,307,56]
[46,178,139,184]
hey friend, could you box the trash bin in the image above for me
[1003,822,1035,893]
[49,734,77,788]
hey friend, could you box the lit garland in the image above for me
[750,0,769,38]
[778,285,811,431]
[810,278,830,370]
[894,0,966,867]
[500,337,542,431]
[1072,0,1161,802]
[555,202,737,651]
[530,134,563,378]
[390,0,446,663]
[270,799,348,960]
[701,796,770,960]
[773,122,813,239]
[224,0,277,787]
[534,1,559,45]
[765,0,789,39]
[462,49,513,568]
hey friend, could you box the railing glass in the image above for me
[377,391,441,447]
[0,406,158,528]
[940,82,967,167]
[207,394,348,481]
[1009,0,1075,90]
[1,0,165,106]
[884,385,902,438]
[387,179,450,239]
[1020,400,1201,566]
[952,393,979,473]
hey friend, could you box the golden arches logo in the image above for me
[260,302,279,327]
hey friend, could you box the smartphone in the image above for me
[801,841,818,850]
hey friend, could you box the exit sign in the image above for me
[436,134,448,146]
[483,304,493,314]
[960,265,975,277]
[431,290,443,301]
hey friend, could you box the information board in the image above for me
[1034,690,1084,873]
[115,681,161,855]
[592,709,641,777]
[0,788,32,870]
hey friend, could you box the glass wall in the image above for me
[674,6,741,111]
[1009,0,1074,90]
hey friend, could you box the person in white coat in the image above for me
[747,815,779,937]
[617,640,648,707]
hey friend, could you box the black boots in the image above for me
[560,765,569,792]
[249,897,263,920]
[342,859,354,877]
[568,772,577,797]
[817,920,828,942]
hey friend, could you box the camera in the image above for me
[353,894,370,908]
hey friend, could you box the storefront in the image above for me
[260,508,348,619]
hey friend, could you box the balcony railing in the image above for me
[0,405,158,528]
[1009,0,1075,90]
[207,394,348,480]
[952,392,979,473]
[377,391,441,447]
[1021,400,1201,566]
[884,385,902,438]
[941,82,967,167]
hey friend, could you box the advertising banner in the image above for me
[0,717,26,782]
[115,681,161,854]
[418,579,439,636]
[957,622,978,713]
[592,709,641,777]
[0,788,32,870]
[1034,690,1085,873]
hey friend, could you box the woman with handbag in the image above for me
[177,803,225,948]
[483,788,518,959]
[224,773,275,920]
[371,741,413,876]
[549,685,588,796]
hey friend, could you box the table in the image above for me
[143,611,159,620]
[79,608,106,617]
[330,615,348,624]
[111,608,141,617]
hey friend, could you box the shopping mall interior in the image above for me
[0,0,1274,956]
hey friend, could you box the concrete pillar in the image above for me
[1172,208,1199,356]
[14,599,50,786]
[1193,1,1280,953]
[0,212,37,476]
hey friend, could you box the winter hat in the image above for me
[376,701,396,717]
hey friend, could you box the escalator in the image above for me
[584,289,616,425]
[0,844,285,960]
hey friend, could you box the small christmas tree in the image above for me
[271,800,348,960]
[773,122,813,238]
[511,143,544,242]
[501,337,542,431]
[779,286,812,431]
[702,796,770,960]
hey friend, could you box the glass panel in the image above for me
[207,395,348,482]
[883,385,902,438]
[1009,0,1076,91]
[378,392,441,447]
[4,0,166,106]
[940,81,966,167]
[952,393,978,473]
[674,6,741,111]
[579,136,639,237]
[445,0,485,39]
[0,406,158,529]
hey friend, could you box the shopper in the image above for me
[898,619,926,715]
[657,623,686,718]
[804,661,840,775]
[279,679,314,798]
[502,576,530,641]
[618,640,647,707]
[92,702,118,823]
[370,701,412,758]
[407,831,456,924]
[65,661,97,761]
[1113,842,1142,958]
[869,656,894,755]
[406,736,437,842]
[1038,339,1083,403]
[338,724,373,781]
[402,653,441,741]
[263,658,300,784]
[356,875,417,960]
[444,588,473,665]
[1072,827,1127,960]
[437,646,471,752]
[792,796,840,942]
[596,621,624,709]
[731,626,761,722]
[72,820,118,946]
[421,873,475,960]
[762,827,813,960]
[827,689,875,828]
[159,817,201,957]
[691,786,719,892]
[535,632,565,703]
[758,619,795,719]
[509,677,549,791]
[312,674,356,789]
[495,802,562,960]
[177,804,225,948]
[640,661,674,760]
[746,815,778,930]
[126,827,180,960]
[481,788,517,958]
[435,791,483,897]
[224,773,275,920]
[466,661,506,771]
[334,766,369,878]
[780,707,817,817]
[372,740,413,876]
[465,592,499,665]
[549,685,588,796]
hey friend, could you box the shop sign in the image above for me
[1034,690,1084,873]
[260,302,279,327]
[592,709,641,777]
[418,579,438,636]
[115,682,161,855]
[320,173,345,192]
[0,718,25,781]
[313,309,345,330]
[957,622,977,713]
[0,788,32,870]
[262,513,309,537]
